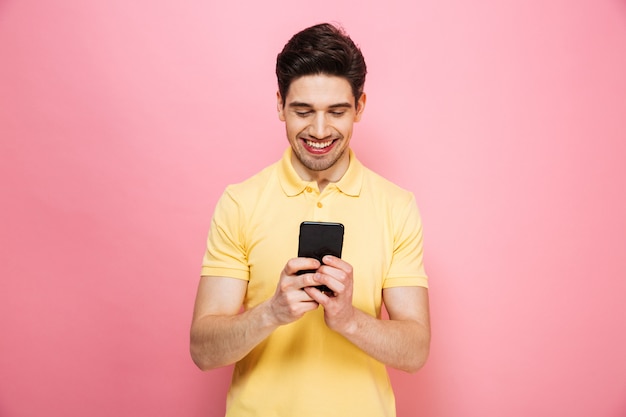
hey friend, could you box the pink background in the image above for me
[1,1,625,416]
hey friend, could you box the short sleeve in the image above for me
[200,188,250,280]
[383,194,428,289]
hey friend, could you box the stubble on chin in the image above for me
[296,148,345,172]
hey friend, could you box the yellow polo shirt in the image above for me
[202,148,428,417]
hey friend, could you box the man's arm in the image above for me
[345,286,430,373]
[190,258,322,370]
[304,256,431,373]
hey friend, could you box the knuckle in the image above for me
[288,304,301,316]
[284,259,297,274]
[333,271,346,283]
[278,280,290,292]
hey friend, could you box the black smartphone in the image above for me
[297,221,344,294]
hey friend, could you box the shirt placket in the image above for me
[313,184,337,221]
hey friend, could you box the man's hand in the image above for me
[268,257,322,325]
[302,255,356,333]
[191,257,324,370]
[302,255,430,373]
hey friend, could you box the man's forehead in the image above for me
[287,100,353,109]
[286,75,355,108]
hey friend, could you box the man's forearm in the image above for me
[339,308,430,373]
[190,301,277,370]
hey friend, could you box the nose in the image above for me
[309,112,331,139]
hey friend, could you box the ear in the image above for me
[277,91,286,121]
[354,92,367,122]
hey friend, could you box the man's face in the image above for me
[277,75,366,180]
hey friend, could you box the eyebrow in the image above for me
[288,101,353,109]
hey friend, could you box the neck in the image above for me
[291,151,350,193]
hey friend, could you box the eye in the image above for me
[295,111,312,117]
[330,111,346,117]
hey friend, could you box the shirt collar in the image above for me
[278,148,363,197]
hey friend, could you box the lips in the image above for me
[305,139,334,149]
[301,138,338,154]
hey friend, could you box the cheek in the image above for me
[285,125,300,141]
[285,120,307,137]
[337,121,354,136]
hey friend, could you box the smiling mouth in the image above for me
[305,139,335,149]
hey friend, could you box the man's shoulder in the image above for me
[223,160,280,200]
[360,164,414,201]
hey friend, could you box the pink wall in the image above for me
[1,1,625,416]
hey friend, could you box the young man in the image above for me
[190,23,430,417]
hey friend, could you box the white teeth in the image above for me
[306,140,333,149]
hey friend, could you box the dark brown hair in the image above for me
[276,23,367,105]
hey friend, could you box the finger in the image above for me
[277,274,317,297]
[316,263,350,286]
[303,286,330,302]
[321,255,352,274]
[296,270,323,290]
[284,257,321,276]
[313,273,345,296]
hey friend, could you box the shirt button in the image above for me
[317,202,323,208]
[306,187,313,193]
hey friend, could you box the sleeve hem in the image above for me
[383,276,429,289]
[200,266,250,281]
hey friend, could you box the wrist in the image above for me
[333,307,359,336]
[259,299,281,329]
